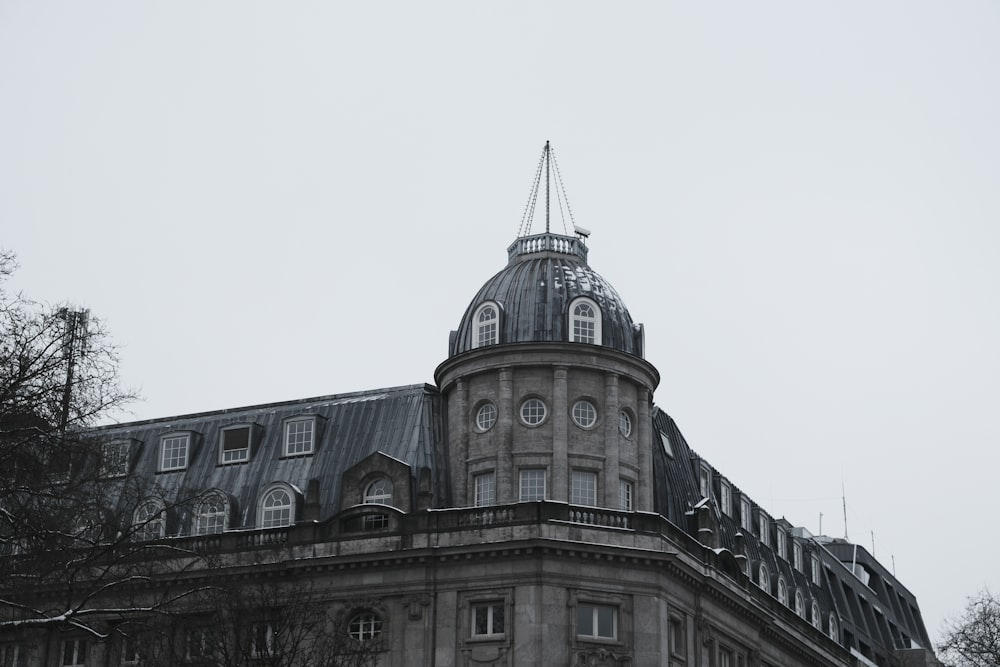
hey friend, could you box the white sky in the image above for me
[2,1,997,646]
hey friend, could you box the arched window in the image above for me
[569,297,601,345]
[364,479,393,506]
[260,487,294,529]
[618,409,633,438]
[811,601,822,630]
[757,563,769,591]
[134,501,165,541]
[828,614,839,642]
[473,303,499,348]
[795,590,806,619]
[777,576,788,607]
[195,494,228,535]
[519,398,547,426]
[348,612,382,641]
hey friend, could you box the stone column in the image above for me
[552,366,569,502]
[603,372,621,508]
[497,367,514,504]
[454,378,468,506]
[637,387,653,512]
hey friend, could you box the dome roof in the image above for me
[449,233,643,357]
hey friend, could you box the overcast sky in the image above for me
[2,1,998,646]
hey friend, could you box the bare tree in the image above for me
[0,251,213,641]
[938,588,1000,667]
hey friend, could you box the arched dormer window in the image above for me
[473,302,499,348]
[134,500,165,541]
[794,590,806,619]
[811,601,822,630]
[828,614,839,642]
[194,492,229,535]
[757,562,769,591]
[777,576,788,607]
[259,485,295,529]
[569,297,601,345]
[363,479,393,506]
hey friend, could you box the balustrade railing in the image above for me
[507,233,588,263]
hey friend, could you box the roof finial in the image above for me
[517,141,579,239]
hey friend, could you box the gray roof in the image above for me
[450,233,642,357]
[91,384,441,529]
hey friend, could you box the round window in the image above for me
[476,403,497,431]
[618,409,633,437]
[519,398,547,426]
[571,400,598,429]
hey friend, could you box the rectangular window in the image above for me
[120,635,142,665]
[186,628,214,660]
[740,497,751,531]
[811,555,821,585]
[1,644,23,667]
[251,623,275,657]
[758,511,770,546]
[160,434,189,472]
[720,481,731,516]
[793,542,803,572]
[776,528,787,560]
[720,647,734,667]
[519,469,545,501]
[101,441,130,477]
[62,639,86,667]
[699,465,711,498]
[472,602,505,637]
[474,472,495,507]
[669,616,685,657]
[571,470,597,507]
[221,426,251,463]
[577,604,616,640]
[619,479,633,511]
[659,430,674,457]
[284,418,314,456]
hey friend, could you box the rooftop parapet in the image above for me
[507,232,588,264]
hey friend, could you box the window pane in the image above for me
[474,606,489,635]
[285,419,314,455]
[476,403,497,431]
[492,604,504,634]
[577,605,594,637]
[597,606,615,638]
[520,470,545,501]
[571,471,597,506]
[474,473,495,507]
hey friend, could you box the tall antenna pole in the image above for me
[544,140,551,233]
[842,481,849,541]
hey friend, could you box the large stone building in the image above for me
[1,175,940,667]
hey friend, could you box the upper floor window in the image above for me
[194,494,227,535]
[101,441,131,477]
[740,497,751,532]
[61,639,87,667]
[260,486,293,528]
[719,480,732,516]
[698,464,712,499]
[757,563,769,591]
[284,418,315,456]
[220,425,251,464]
[619,479,633,511]
[758,511,770,546]
[777,577,788,607]
[364,478,393,506]
[519,398,547,427]
[811,601,822,630]
[577,603,616,640]
[473,303,499,348]
[160,433,189,472]
[348,612,382,641]
[1,644,24,667]
[472,602,505,638]
[134,500,165,541]
[475,402,497,432]
[570,297,601,345]
[571,400,598,429]
[828,614,839,642]
[618,409,633,437]
[776,527,787,560]
[571,470,597,507]
[793,541,804,572]
[811,554,821,584]
[474,472,495,507]
[519,469,545,501]
[250,623,275,659]
[795,590,806,619]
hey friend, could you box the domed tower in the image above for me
[435,149,660,513]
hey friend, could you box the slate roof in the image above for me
[89,384,442,530]
[450,233,642,357]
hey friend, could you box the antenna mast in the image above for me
[544,140,551,233]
